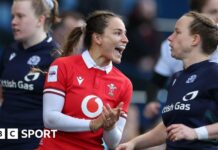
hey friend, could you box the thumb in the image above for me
[117,101,124,110]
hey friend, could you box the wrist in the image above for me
[104,123,116,131]
[89,118,103,132]
[194,126,208,140]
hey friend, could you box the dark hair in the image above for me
[61,26,84,56]
[185,11,218,54]
[84,10,120,49]
[61,10,120,56]
[14,0,60,32]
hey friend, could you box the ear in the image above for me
[192,34,201,46]
[92,33,102,45]
[37,15,46,27]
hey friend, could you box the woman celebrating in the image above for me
[37,10,132,150]
[0,0,59,149]
[116,11,218,150]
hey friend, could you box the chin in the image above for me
[112,59,121,64]
[14,36,23,42]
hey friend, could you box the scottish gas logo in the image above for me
[0,128,57,139]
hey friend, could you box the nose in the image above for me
[122,34,129,43]
[11,16,17,26]
[167,33,174,42]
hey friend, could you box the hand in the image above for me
[102,102,124,130]
[144,101,160,118]
[115,142,135,150]
[89,114,104,132]
[167,124,197,141]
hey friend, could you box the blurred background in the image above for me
[0,0,190,149]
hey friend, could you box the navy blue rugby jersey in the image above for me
[0,36,59,129]
[162,60,218,150]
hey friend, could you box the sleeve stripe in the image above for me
[121,113,127,119]
[43,88,65,97]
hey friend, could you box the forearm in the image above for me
[103,117,126,148]
[132,122,167,149]
[44,110,91,132]
[43,93,91,132]
[206,123,218,139]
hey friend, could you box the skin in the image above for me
[168,16,194,60]
[11,0,46,49]
[202,0,218,23]
[89,17,128,67]
[0,0,47,103]
[168,16,209,68]
[89,17,128,130]
[116,15,218,150]
[144,0,218,117]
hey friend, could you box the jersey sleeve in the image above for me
[119,79,133,118]
[43,58,68,97]
[206,68,218,103]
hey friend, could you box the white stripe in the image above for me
[122,113,127,118]
[44,88,65,96]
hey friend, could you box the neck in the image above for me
[183,52,209,69]
[22,30,47,49]
[89,46,111,67]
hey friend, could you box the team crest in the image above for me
[186,74,197,83]
[107,83,117,97]
[27,55,41,66]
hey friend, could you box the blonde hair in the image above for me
[185,11,218,54]
[13,0,60,32]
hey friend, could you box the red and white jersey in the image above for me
[39,51,133,150]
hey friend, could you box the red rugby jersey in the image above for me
[38,51,132,150]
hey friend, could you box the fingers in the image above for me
[102,102,124,130]
[166,124,196,141]
[116,101,124,110]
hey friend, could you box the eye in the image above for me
[114,31,122,36]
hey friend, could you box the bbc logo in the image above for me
[0,128,18,139]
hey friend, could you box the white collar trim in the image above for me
[82,50,112,74]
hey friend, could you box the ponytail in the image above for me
[62,26,85,56]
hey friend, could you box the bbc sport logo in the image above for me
[0,128,57,139]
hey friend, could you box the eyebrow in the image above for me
[113,28,127,33]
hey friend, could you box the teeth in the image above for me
[116,45,126,50]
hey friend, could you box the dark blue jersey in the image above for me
[162,60,218,150]
[0,36,59,149]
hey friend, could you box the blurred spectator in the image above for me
[144,0,218,119]
[0,0,60,149]
[52,11,85,48]
[118,1,164,150]
[117,0,162,90]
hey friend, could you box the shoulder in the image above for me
[51,55,82,67]
[205,61,218,76]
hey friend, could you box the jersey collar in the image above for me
[82,50,112,74]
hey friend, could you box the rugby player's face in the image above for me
[98,17,128,64]
[202,0,218,23]
[11,1,40,42]
[168,16,194,60]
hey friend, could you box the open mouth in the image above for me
[13,28,20,34]
[115,45,126,54]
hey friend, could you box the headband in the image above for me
[45,0,54,10]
